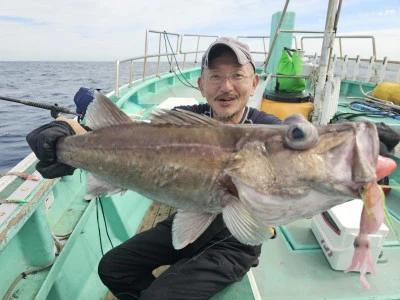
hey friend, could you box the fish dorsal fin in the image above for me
[86,91,134,130]
[172,210,217,249]
[151,108,221,126]
[222,194,274,245]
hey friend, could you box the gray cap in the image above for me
[201,37,255,72]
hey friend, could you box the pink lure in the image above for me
[344,156,397,289]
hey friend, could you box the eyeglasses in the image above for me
[204,72,254,84]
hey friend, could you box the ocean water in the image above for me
[0,61,171,175]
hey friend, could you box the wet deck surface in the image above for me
[136,202,177,234]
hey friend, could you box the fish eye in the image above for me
[284,123,319,150]
[289,126,305,140]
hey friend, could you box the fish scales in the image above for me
[57,124,252,211]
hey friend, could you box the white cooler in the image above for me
[311,199,389,271]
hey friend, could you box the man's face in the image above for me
[198,50,259,124]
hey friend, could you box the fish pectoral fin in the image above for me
[172,210,216,250]
[84,173,127,200]
[222,195,274,246]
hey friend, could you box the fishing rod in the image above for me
[0,95,83,119]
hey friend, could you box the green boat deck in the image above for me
[1,68,400,299]
[335,80,400,131]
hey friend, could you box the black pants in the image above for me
[98,213,261,300]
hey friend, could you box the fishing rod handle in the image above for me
[0,96,80,117]
[21,100,80,117]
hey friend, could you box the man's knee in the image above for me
[98,252,114,285]
[97,251,133,284]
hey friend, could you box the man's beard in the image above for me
[214,111,236,121]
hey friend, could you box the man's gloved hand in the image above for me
[26,120,77,179]
[375,122,400,157]
[374,122,399,194]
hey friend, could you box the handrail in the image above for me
[300,35,377,60]
[115,30,180,98]
[237,35,298,67]
[179,34,219,69]
[237,36,270,68]
[144,30,180,78]
[237,35,270,55]
[115,32,220,98]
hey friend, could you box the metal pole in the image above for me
[157,33,162,75]
[143,30,149,81]
[195,36,201,68]
[129,60,134,88]
[174,35,179,71]
[326,0,342,74]
[263,0,291,74]
[115,60,120,98]
[312,0,340,124]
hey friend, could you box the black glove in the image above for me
[26,121,76,179]
[375,122,400,157]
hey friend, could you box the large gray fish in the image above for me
[56,92,394,250]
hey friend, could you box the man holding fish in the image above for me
[26,37,397,298]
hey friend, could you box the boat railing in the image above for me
[115,31,219,98]
[234,34,399,84]
[300,35,400,84]
[333,55,400,83]
[115,30,179,98]
[237,35,299,70]
[301,35,377,60]
[114,29,400,99]
[237,36,271,67]
[179,34,219,69]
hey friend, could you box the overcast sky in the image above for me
[1,0,399,61]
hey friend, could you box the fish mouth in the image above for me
[355,155,397,194]
[352,121,396,189]
[351,121,380,183]
[318,121,396,194]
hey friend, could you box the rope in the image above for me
[96,196,114,256]
[3,258,56,300]
[308,65,319,94]
[162,31,200,91]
